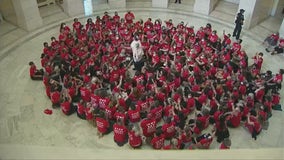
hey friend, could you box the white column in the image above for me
[62,0,84,17]
[193,0,217,15]
[279,19,284,38]
[109,0,126,8]
[11,0,43,31]
[238,0,274,29]
[152,0,169,8]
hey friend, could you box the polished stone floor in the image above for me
[0,1,283,159]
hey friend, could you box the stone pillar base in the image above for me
[152,0,169,8]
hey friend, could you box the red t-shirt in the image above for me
[150,106,163,123]
[105,106,116,120]
[113,124,128,143]
[162,122,176,139]
[96,117,109,134]
[61,101,71,115]
[151,134,165,149]
[128,130,142,147]
[29,65,36,77]
[99,97,110,109]
[114,112,127,124]
[77,103,85,115]
[85,107,93,120]
[51,91,60,104]
[228,112,241,127]
[128,109,141,123]
[140,118,156,137]
[80,87,91,102]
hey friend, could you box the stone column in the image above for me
[193,0,217,15]
[279,19,284,38]
[238,0,274,29]
[62,0,84,17]
[152,0,169,8]
[109,0,126,8]
[11,0,43,31]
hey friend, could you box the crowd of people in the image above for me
[29,11,283,150]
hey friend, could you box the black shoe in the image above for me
[265,48,269,52]
[133,68,136,70]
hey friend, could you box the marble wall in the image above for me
[223,0,239,4]
[61,0,84,17]
[239,0,273,29]
[0,0,17,25]
[273,0,284,18]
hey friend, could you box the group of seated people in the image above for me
[263,32,284,55]
[29,11,283,149]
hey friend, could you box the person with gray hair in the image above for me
[131,34,144,72]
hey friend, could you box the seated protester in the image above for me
[192,133,213,149]
[76,99,86,120]
[140,113,157,142]
[266,69,284,92]
[226,104,242,128]
[60,90,76,115]
[29,61,44,80]
[263,32,279,52]
[270,38,284,55]
[113,118,128,147]
[162,117,176,140]
[128,124,143,149]
[219,138,231,149]
[180,126,193,149]
[50,84,61,108]
[95,111,111,138]
[244,109,262,140]
[271,91,282,111]
[87,103,100,127]
[114,105,128,125]
[163,137,181,150]
[127,103,141,126]
[150,126,165,149]
[214,114,230,143]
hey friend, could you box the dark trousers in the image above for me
[134,60,144,72]
[233,23,242,40]
[175,0,181,3]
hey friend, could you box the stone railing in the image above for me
[37,0,56,7]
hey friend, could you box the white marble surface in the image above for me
[0,2,284,160]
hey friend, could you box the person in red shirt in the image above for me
[60,91,75,115]
[72,18,82,34]
[50,87,61,108]
[113,11,120,23]
[77,99,86,119]
[151,127,165,149]
[29,61,44,80]
[252,52,263,71]
[96,111,111,138]
[263,32,279,52]
[245,110,262,140]
[124,11,135,24]
[128,124,143,148]
[162,117,176,140]
[140,113,157,139]
[226,105,242,128]
[128,103,141,124]
[113,118,128,146]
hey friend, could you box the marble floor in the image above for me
[0,1,284,159]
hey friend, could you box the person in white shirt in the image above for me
[131,34,144,72]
